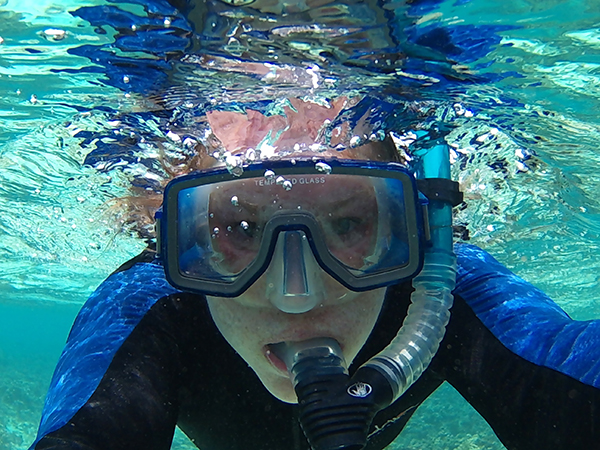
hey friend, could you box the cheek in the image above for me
[205,298,261,358]
[333,289,385,362]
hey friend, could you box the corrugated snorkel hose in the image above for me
[359,140,457,402]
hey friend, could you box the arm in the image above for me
[433,244,600,450]
[31,261,183,450]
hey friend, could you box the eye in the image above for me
[332,217,362,236]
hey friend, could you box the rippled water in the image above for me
[1,0,600,449]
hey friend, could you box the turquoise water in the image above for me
[1,0,600,449]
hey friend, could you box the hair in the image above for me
[112,99,404,241]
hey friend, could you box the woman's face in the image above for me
[204,169,387,403]
[198,106,397,402]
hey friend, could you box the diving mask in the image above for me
[156,158,429,298]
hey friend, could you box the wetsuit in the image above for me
[30,244,600,450]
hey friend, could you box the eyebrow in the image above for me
[328,194,374,213]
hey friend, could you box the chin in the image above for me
[258,371,298,404]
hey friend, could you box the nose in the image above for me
[282,231,309,296]
[265,230,323,314]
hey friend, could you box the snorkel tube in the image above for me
[274,140,458,450]
[359,138,457,405]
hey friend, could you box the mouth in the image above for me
[265,344,290,375]
[265,336,346,379]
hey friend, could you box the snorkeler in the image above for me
[29,97,600,450]
[27,0,600,447]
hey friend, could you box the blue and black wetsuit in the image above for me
[30,244,600,450]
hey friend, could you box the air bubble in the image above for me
[166,130,181,142]
[231,195,239,206]
[164,18,172,27]
[264,169,275,180]
[42,28,66,41]
[123,76,130,84]
[349,135,362,147]
[245,148,257,161]
[309,143,326,152]
[315,162,332,174]
[240,221,249,230]
[227,226,233,232]
[183,137,197,148]
[282,180,293,191]
[276,176,286,185]
[225,154,244,177]
[213,227,220,235]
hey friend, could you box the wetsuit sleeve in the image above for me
[434,244,600,450]
[30,260,183,450]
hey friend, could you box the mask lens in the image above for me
[164,162,421,296]
[177,181,265,279]
[176,174,410,279]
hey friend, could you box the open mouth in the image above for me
[265,337,346,378]
[265,344,290,375]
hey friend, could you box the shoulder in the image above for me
[454,243,568,318]
[454,243,600,388]
[34,254,183,441]
[69,254,179,340]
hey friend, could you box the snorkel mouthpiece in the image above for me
[272,338,393,450]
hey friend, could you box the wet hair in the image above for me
[117,133,402,241]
